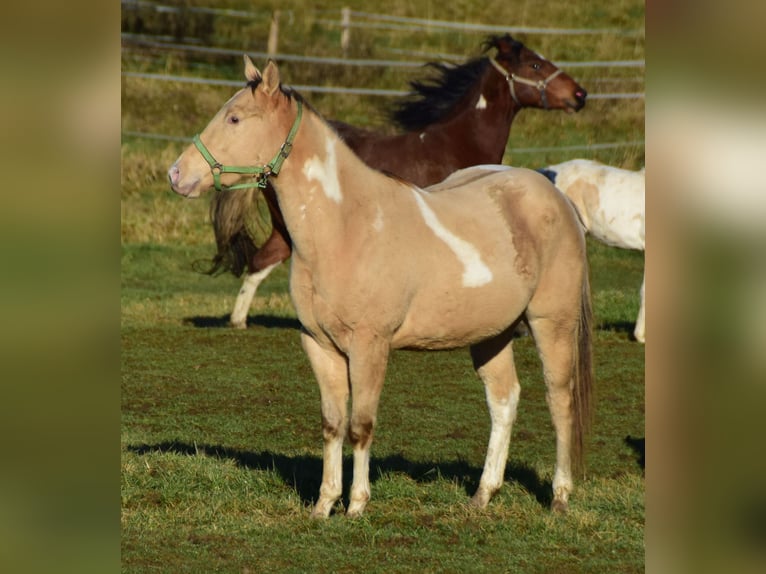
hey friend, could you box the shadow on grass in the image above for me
[624,435,645,470]
[128,440,552,509]
[183,314,302,330]
[598,320,636,336]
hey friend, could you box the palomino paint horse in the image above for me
[539,159,645,343]
[168,58,593,518]
[205,34,587,328]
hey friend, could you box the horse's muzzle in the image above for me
[168,164,181,187]
[167,163,201,198]
[571,88,588,111]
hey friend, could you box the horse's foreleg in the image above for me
[229,225,292,329]
[346,333,390,518]
[634,269,645,343]
[469,334,519,508]
[301,332,349,519]
[527,316,578,513]
[230,262,280,328]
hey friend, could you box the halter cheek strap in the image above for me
[488,57,562,110]
[193,99,304,192]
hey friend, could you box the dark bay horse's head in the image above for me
[168,57,298,198]
[485,34,587,113]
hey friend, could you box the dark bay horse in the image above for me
[169,58,593,518]
[205,35,587,328]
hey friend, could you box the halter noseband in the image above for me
[488,57,562,110]
[193,99,304,192]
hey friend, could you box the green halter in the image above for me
[193,99,303,191]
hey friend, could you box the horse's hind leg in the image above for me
[526,314,578,513]
[301,332,350,519]
[469,332,520,508]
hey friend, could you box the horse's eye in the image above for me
[531,63,541,71]
[228,115,240,124]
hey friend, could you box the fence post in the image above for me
[268,10,280,56]
[341,7,350,56]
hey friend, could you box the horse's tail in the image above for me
[572,263,594,477]
[193,189,261,277]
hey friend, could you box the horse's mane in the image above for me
[390,34,522,132]
[389,58,488,131]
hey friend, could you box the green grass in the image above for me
[121,239,644,573]
[122,1,644,571]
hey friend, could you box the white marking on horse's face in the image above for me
[411,190,493,287]
[373,205,384,232]
[303,135,343,203]
[476,94,488,109]
[419,132,426,142]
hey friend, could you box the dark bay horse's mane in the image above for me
[390,34,523,131]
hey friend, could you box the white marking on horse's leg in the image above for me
[314,427,345,519]
[303,134,343,203]
[634,270,645,343]
[475,94,488,109]
[411,190,493,287]
[229,262,280,329]
[470,340,519,508]
[301,333,349,519]
[347,446,371,518]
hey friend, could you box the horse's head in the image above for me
[168,57,299,198]
[486,34,587,113]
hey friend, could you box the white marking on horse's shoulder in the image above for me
[303,135,343,203]
[373,205,384,231]
[476,94,487,109]
[410,189,493,288]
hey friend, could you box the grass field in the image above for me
[122,1,644,571]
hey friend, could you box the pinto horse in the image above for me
[169,58,593,518]
[205,34,587,328]
[539,159,645,343]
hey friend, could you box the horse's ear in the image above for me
[494,34,521,60]
[244,54,261,82]
[261,59,281,96]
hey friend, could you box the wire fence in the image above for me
[122,1,644,153]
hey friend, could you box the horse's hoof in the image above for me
[469,491,491,509]
[551,499,569,514]
[346,498,368,518]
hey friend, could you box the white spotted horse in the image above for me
[539,159,645,343]
[203,35,587,329]
[169,58,594,518]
